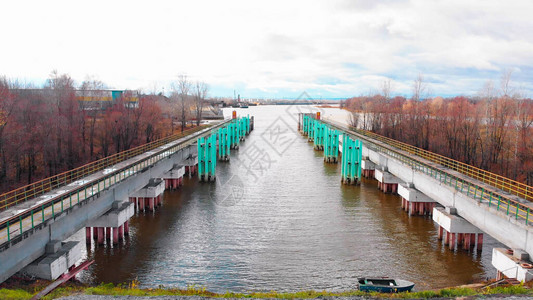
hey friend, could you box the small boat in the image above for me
[357,277,415,293]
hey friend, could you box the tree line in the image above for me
[0,72,209,193]
[343,73,533,185]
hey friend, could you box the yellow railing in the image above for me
[351,128,533,203]
[0,126,208,211]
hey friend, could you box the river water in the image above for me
[71,105,503,292]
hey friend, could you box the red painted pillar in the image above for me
[444,230,450,245]
[401,198,405,209]
[457,233,464,246]
[470,233,476,249]
[409,202,414,216]
[124,220,130,236]
[106,227,111,240]
[438,226,443,240]
[477,233,483,251]
[86,227,92,244]
[465,233,471,249]
[118,224,124,240]
[97,227,104,245]
[113,227,119,244]
[449,233,456,250]
[139,197,145,211]
[93,227,98,240]
[149,197,155,211]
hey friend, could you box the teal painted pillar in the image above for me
[230,120,240,150]
[217,127,230,161]
[324,126,339,163]
[198,133,217,182]
[308,117,315,142]
[313,121,325,150]
[341,134,362,185]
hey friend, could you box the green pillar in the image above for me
[217,127,230,161]
[341,134,362,185]
[324,126,339,163]
[198,133,217,182]
[313,121,325,150]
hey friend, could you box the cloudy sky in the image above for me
[1,0,532,99]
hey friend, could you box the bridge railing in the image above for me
[0,120,230,248]
[0,126,210,211]
[350,128,533,203]
[321,118,533,225]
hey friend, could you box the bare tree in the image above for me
[500,69,515,99]
[172,75,191,132]
[412,73,427,101]
[381,78,392,100]
[193,81,208,126]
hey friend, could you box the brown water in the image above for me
[71,105,503,292]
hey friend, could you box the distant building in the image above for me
[76,90,139,109]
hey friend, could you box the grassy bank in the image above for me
[0,281,532,300]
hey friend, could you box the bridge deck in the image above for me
[322,118,533,226]
[0,120,229,249]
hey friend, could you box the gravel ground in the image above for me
[58,295,533,300]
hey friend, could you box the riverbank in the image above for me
[0,279,532,300]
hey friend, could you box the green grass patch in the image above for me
[1,281,532,299]
[0,288,33,300]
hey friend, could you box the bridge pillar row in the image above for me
[86,201,134,246]
[433,207,484,251]
[374,167,402,194]
[130,178,165,213]
[162,164,185,190]
[184,154,199,178]
[398,183,437,216]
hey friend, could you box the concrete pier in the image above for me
[361,158,375,179]
[130,179,165,212]
[21,241,82,280]
[184,155,199,177]
[492,248,533,282]
[398,183,437,216]
[162,164,185,190]
[86,201,134,245]
[374,167,402,194]
[433,207,484,251]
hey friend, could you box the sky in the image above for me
[1,0,532,99]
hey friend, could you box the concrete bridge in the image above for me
[300,113,533,282]
[0,119,239,283]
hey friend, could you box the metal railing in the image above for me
[0,126,210,211]
[0,120,230,248]
[321,118,533,225]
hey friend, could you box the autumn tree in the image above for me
[193,81,208,126]
[172,75,191,132]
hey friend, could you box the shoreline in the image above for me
[1,278,532,300]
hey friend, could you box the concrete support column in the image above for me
[444,230,450,245]
[148,197,155,211]
[124,221,129,236]
[106,227,111,240]
[97,227,105,245]
[477,233,484,250]
[93,227,98,241]
[118,224,124,240]
[86,227,91,244]
[113,227,119,244]
[438,226,443,240]
[449,233,456,250]
[457,233,464,246]
[138,197,145,211]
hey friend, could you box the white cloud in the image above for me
[0,0,532,98]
